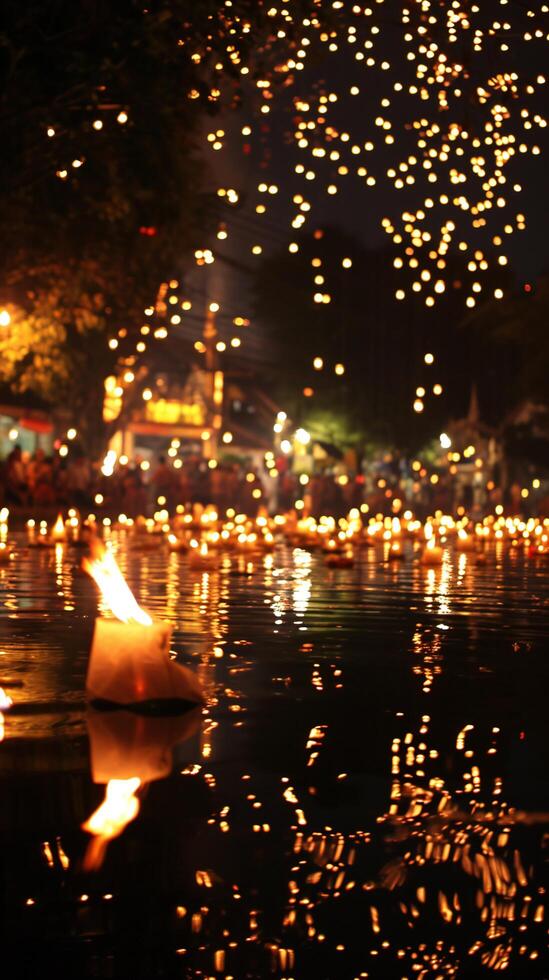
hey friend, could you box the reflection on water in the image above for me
[0,531,548,977]
[82,707,202,870]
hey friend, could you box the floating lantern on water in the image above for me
[235,531,260,553]
[323,537,345,555]
[387,540,405,561]
[83,541,204,709]
[455,527,475,552]
[66,509,89,547]
[391,517,402,538]
[27,513,67,548]
[35,521,50,545]
[0,687,13,711]
[0,507,9,543]
[362,523,378,547]
[0,686,12,743]
[167,532,188,553]
[325,547,354,568]
[262,530,275,550]
[51,513,66,543]
[421,523,443,566]
[189,540,217,570]
[205,530,223,550]
[173,512,194,534]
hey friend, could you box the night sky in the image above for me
[182,29,549,340]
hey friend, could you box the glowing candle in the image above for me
[421,522,443,565]
[189,540,217,569]
[167,532,188,552]
[83,541,204,707]
[51,513,66,543]
[0,507,8,543]
[388,540,405,561]
[456,527,475,551]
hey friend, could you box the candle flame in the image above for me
[51,513,66,540]
[83,540,152,626]
[0,687,12,742]
[82,545,154,868]
[0,688,13,711]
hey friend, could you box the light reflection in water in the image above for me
[0,528,546,976]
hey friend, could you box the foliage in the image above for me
[0,258,121,453]
[301,406,365,450]
[0,0,329,452]
[253,228,509,452]
[0,1,219,450]
[464,275,549,411]
[2,1,210,261]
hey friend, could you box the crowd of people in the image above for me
[0,443,545,518]
[0,446,272,516]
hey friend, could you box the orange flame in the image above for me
[0,687,12,743]
[51,513,66,541]
[83,540,152,626]
[82,777,141,870]
[0,688,13,711]
[82,541,150,868]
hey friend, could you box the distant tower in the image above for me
[467,384,480,425]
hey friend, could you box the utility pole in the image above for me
[203,302,223,460]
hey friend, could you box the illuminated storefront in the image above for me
[106,366,216,460]
[0,398,53,457]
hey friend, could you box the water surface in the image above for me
[0,533,547,978]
